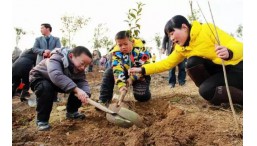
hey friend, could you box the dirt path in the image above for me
[12,71,243,146]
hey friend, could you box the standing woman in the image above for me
[129,15,243,106]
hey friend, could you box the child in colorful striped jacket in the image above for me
[98,30,152,106]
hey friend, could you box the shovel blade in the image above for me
[106,103,133,128]
[108,102,144,128]
[118,107,144,128]
[106,113,133,128]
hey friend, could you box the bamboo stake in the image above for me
[197,1,241,133]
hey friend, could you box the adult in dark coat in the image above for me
[29,46,92,131]
[12,48,37,101]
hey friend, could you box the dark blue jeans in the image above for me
[168,59,186,85]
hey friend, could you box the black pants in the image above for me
[12,73,30,97]
[12,59,33,98]
[187,56,243,101]
[99,68,151,102]
[31,79,83,122]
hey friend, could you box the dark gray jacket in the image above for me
[29,48,90,94]
[13,48,37,76]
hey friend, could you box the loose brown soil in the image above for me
[12,70,243,146]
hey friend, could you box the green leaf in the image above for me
[137,8,142,15]
[134,30,139,38]
[132,8,137,12]
[129,13,136,19]
[135,18,140,23]
[136,24,141,29]
[137,2,141,9]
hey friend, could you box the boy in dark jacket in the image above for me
[29,46,92,131]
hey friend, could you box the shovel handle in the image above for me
[87,98,112,114]
[75,93,115,114]
[87,98,116,114]
[117,90,127,106]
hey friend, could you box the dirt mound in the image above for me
[12,71,243,146]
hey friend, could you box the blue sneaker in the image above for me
[37,121,50,131]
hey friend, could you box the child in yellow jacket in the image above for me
[129,15,243,106]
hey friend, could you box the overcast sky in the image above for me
[12,0,243,52]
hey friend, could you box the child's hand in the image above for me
[127,78,133,87]
[119,86,128,93]
[74,87,89,104]
[128,67,142,75]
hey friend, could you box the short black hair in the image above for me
[164,15,191,35]
[41,23,52,32]
[71,46,92,59]
[115,30,132,40]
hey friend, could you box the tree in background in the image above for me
[236,24,243,39]
[92,23,113,50]
[61,37,68,47]
[154,33,161,50]
[13,27,26,62]
[92,23,104,49]
[14,27,26,47]
[230,24,243,40]
[154,33,162,60]
[187,0,201,22]
[60,15,90,48]
[124,2,145,38]
[101,36,113,50]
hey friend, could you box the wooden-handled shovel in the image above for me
[106,90,144,128]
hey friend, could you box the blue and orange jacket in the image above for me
[111,38,150,89]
